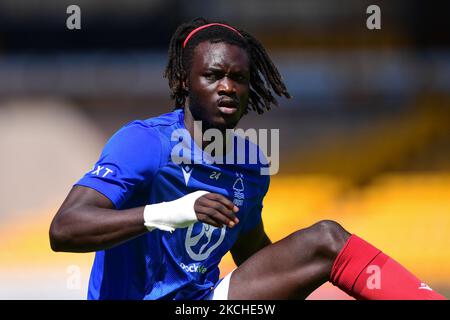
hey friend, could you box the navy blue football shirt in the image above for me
[75,109,270,300]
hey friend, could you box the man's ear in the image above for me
[182,77,189,92]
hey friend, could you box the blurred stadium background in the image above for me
[0,0,449,299]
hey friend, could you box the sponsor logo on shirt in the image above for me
[90,165,114,178]
[179,262,207,274]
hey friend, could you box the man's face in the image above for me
[186,41,250,131]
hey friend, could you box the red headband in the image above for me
[183,23,243,48]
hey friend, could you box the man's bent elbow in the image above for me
[49,216,70,252]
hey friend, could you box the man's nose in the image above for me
[218,77,235,95]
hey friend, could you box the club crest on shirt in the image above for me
[232,173,245,207]
[185,223,226,261]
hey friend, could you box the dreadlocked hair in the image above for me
[164,17,291,115]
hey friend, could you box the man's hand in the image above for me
[194,193,239,229]
[143,191,239,232]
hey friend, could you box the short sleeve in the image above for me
[75,121,162,208]
[239,175,270,235]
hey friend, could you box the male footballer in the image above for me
[50,18,445,300]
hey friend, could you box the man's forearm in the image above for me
[49,205,148,253]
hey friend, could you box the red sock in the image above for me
[330,234,446,300]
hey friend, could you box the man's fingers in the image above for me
[196,213,223,228]
[199,198,239,226]
[197,205,231,227]
[201,193,240,223]
[204,193,235,209]
[195,205,237,228]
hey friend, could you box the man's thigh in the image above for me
[227,231,332,300]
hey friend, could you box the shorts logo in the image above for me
[185,223,226,261]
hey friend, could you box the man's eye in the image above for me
[204,73,218,80]
[235,74,248,82]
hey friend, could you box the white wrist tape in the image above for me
[143,190,209,232]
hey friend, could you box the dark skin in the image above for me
[50,41,350,299]
[49,42,262,254]
[184,41,249,134]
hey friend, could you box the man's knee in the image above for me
[296,220,351,259]
[313,220,351,258]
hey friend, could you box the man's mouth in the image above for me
[217,98,239,115]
